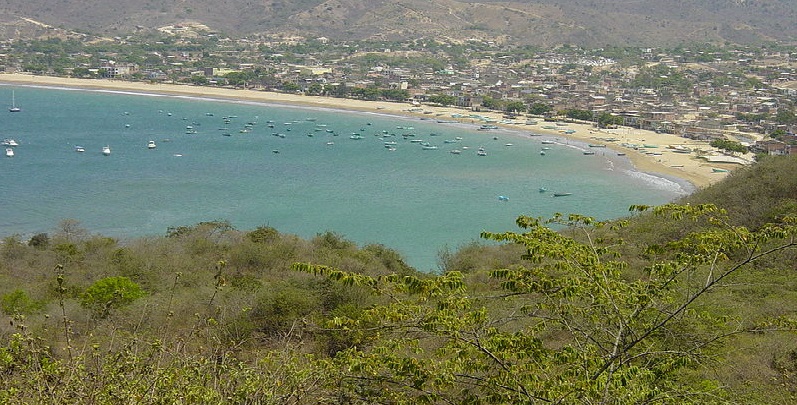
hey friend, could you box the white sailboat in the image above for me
[9,91,21,112]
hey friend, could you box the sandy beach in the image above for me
[1,73,751,189]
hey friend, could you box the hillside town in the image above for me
[2,28,796,155]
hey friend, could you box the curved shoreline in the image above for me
[1,73,736,189]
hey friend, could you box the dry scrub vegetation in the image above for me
[2,156,797,403]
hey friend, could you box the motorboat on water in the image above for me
[102,146,111,156]
[5,147,14,157]
[148,140,157,149]
[74,145,85,153]
[2,138,19,147]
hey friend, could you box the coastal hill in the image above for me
[1,0,796,46]
[1,151,797,401]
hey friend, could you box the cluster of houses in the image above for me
[3,32,796,154]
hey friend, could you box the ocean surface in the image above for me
[0,84,690,271]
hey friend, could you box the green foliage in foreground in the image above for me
[2,157,797,403]
[79,276,145,319]
[294,204,797,403]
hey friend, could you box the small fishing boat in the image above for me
[148,140,157,149]
[102,146,111,156]
[74,145,85,153]
[498,195,509,201]
[477,147,487,156]
[553,192,572,197]
[5,147,14,157]
[2,138,19,147]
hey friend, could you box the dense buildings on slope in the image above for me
[1,33,796,153]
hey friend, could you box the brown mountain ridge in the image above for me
[0,0,795,46]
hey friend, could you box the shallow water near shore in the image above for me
[0,85,688,270]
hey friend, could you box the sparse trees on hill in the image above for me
[4,157,797,401]
[295,203,797,403]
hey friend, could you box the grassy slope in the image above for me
[1,156,797,401]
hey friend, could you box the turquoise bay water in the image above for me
[0,85,689,270]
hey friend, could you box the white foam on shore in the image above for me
[622,168,693,196]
